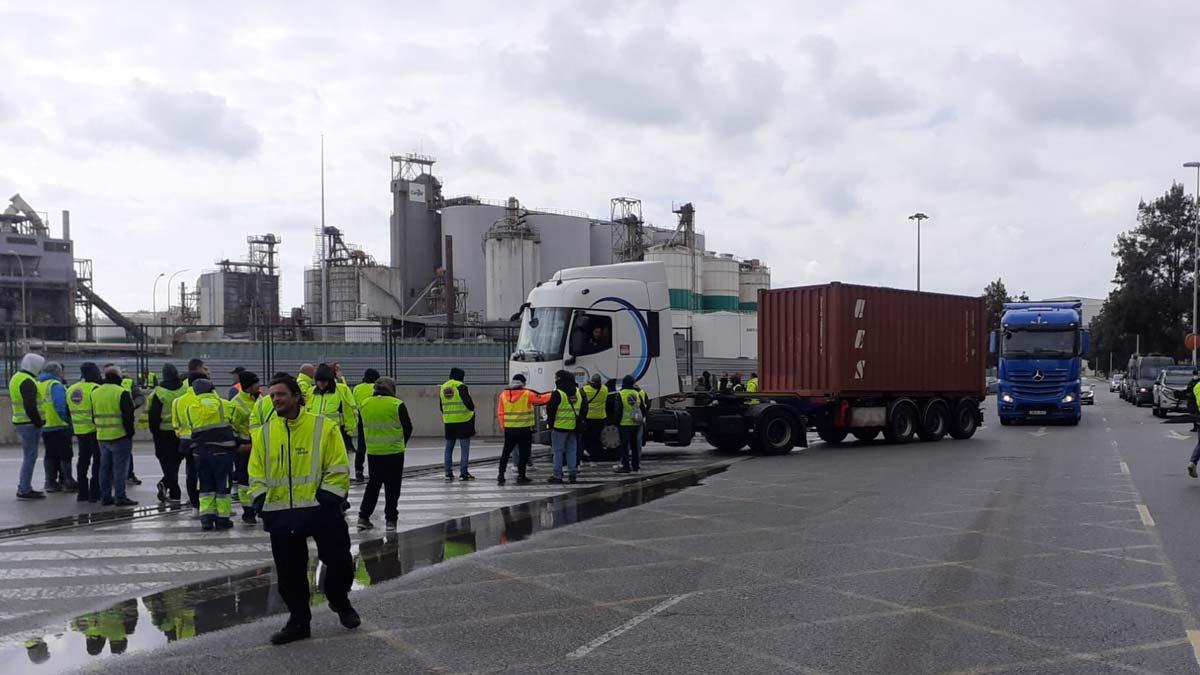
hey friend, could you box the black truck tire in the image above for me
[884,402,918,444]
[852,429,879,442]
[918,400,949,442]
[949,399,979,439]
[704,432,746,454]
[587,423,623,462]
[753,407,798,455]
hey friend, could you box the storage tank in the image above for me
[758,283,986,396]
[646,245,703,310]
[303,266,362,324]
[526,212,592,287]
[441,204,505,318]
[692,311,742,358]
[738,259,771,311]
[484,215,541,322]
[702,253,740,311]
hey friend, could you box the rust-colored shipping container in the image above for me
[759,283,986,398]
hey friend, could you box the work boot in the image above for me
[460,473,475,481]
[1189,463,1198,479]
[63,478,78,491]
[496,475,506,485]
[270,623,311,646]
[155,481,168,504]
[334,604,361,630]
[44,482,62,493]
[516,476,532,485]
[100,497,114,506]
[444,474,454,483]
[127,474,142,486]
[357,517,374,531]
[354,471,366,483]
[385,520,397,530]
[215,518,234,530]
[547,476,564,485]
[242,510,258,525]
[614,467,631,474]
[114,497,138,507]
[569,474,578,484]
[201,521,215,532]
[17,490,46,500]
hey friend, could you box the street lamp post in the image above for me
[1185,162,1200,367]
[151,272,166,319]
[6,250,27,340]
[908,212,929,292]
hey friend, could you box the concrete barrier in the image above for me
[2,383,509,447]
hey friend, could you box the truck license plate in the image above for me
[1028,410,1047,416]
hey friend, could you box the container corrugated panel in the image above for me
[759,283,985,397]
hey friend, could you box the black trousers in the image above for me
[584,419,605,460]
[75,434,101,499]
[498,428,532,478]
[182,450,199,508]
[152,430,182,500]
[359,453,405,521]
[42,429,73,486]
[355,427,367,476]
[269,508,354,626]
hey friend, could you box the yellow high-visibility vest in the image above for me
[439,379,473,424]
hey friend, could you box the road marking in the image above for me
[1119,462,1130,475]
[567,592,696,658]
[1029,427,1048,437]
[1168,430,1193,441]
[1136,504,1156,528]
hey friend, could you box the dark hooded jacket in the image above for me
[441,367,476,440]
[545,373,582,431]
[147,364,184,433]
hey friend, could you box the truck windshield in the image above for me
[1002,329,1075,359]
[513,307,572,362]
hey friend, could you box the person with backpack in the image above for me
[615,375,648,474]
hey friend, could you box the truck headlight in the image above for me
[1139,387,1148,393]
[1001,393,1013,403]
[1062,394,1075,404]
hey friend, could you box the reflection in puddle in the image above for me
[1,465,726,672]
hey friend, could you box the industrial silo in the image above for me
[701,253,740,311]
[738,259,771,311]
[525,211,592,282]
[646,245,703,310]
[484,199,541,322]
[441,203,505,319]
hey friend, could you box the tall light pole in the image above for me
[1185,162,1200,366]
[164,268,189,315]
[908,212,929,292]
[6,251,26,340]
[151,272,166,319]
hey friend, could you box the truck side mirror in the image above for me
[988,330,998,354]
[1079,330,1090,356]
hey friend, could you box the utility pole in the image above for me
[908,213,929,291]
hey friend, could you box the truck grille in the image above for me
[1008,371,1068,397]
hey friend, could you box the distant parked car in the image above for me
[1080,384,1095,405]
[1110,374,1124,393]
[1153,366,1197,418]
[986,376,999,394]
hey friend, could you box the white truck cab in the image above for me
[509,261,680,398]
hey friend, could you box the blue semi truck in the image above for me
[991,301,1090,425]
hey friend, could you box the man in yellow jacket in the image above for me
[249,374,359,646]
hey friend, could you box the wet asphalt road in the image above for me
[18,383,1200,673]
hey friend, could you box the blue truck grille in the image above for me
[1008,371,1067,397]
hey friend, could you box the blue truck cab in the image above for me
[990,302,1090,426]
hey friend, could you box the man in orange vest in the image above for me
[495,374,550,485]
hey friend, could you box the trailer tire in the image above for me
[704,432,746,454]
[754,407,798,455]
[817,428,848,445]
[851,429,879,442]
[884,401,918,444]
[918,400,949,442]
[585,423,622,462]
[949,400,979,440]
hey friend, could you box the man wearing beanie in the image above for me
[230,371,262,524]
[495,374,550,485]
[356,377,413,531]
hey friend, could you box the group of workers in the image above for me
[6,354,664,645]
[696,370,759,397]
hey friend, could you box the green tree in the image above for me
[983,278,1012,331]
[1089,182,1197,371]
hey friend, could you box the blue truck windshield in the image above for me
[1002,329,1075,359]
[513,307,571,362]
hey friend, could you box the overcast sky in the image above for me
[4,1,1199,313]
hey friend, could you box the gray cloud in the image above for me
[80,81,262,159]
[972,53,1140,129]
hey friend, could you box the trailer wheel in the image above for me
[754,407,797,455]
[949,400,979,439]
[817,428,848,445]
[586,423,623,462]
[704,432,746,454]
[851,429,879,442]
[918,400,949,442]
[884,402,918,444]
